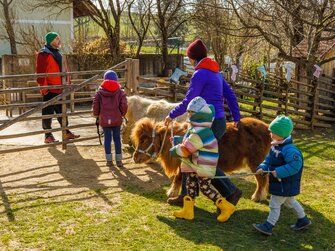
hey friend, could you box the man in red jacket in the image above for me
[36,32,79,143]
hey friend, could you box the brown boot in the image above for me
[167,195,184,207]
[226,188,242,206]
[116,160,124,168]
[64,131,80,140]
[44,135,58,144]
[106,161,114,167]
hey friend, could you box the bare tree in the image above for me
[151,0,189,76]
[17,24,51,55]
[192,0,230,68]
[0,0,17,54]
[228,0,335,72]
[192,0,265,70]
[127,0,152,58]
[33,0,126,64]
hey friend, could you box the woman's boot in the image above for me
[215,198,235,222]
[173,196,194,220]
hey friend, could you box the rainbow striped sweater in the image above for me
[169,104,219,177]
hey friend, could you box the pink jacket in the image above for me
[92,80,128,127]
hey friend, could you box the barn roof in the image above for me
[73,0,97,18]
[292,31,335,59]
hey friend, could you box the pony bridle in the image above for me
[135,125,169,160]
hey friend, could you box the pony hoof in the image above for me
[167,188,179,198]
[251,193,267,202]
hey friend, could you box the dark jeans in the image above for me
[180,117,237,198]
[103,126,122,156]
[42,92,68,138]
[211,117,237,197]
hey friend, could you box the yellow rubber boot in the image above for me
[215,198,236,222]
[173,196,194,220]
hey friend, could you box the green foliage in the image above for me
[242,54,267,79]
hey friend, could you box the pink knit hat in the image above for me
[186,39,208,60]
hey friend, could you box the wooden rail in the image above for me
[0,59,139,153]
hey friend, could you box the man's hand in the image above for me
[255,169,264,175]
[272,170,277,178]
[164,115,172,126]
[169,136,173,144]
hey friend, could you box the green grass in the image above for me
[0,129,334,250]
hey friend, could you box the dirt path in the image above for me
[0,144,170,213]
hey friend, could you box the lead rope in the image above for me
[157,124,169,157]
[171,120,273,179]
[170,120,174,147]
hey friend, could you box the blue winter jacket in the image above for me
[257,136,303,196]
[169,58,240,121]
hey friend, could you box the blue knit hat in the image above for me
[269,115,294,138]
[187,96,207,113]
[104,70,118,81]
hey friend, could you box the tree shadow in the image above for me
[157,201,335,250]
[0,180,15,222]
[106,159,171,202]
[47,146,113,207]
[294,130,335,161]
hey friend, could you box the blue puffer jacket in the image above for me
[257,136,303,196]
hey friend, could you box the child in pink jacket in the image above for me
[93,70,128,167]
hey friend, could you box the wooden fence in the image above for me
[1,58,334,155]
[137,70,335,130]
[0,59,139,154]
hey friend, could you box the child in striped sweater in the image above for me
[169,96,235,222]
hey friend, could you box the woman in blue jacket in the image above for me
[164,39,242,208]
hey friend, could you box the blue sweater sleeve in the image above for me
[257,153,271,171]
[275,146,303,179]
[173,136,184,145]
[169,71,204,119]
[222,78,240,122]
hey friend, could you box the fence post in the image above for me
[132,59,139,95]
[124,58,139,96]
[2,55,13,117]
[70,79,75,113]
[254,75,264,119]
[284,81,290,115]
[61,74,67,150]
[310,78,319,130]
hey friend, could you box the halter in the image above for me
[135,125,169,160]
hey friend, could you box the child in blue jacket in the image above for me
[253,115,311,236]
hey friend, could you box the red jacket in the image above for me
[36,46,64,94]
[92,80,128,127]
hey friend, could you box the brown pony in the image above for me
[131,117,271,202]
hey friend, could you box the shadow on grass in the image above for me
[157,200,335,250]
[106,160,170,202]
[0,146,173,219]
[294,129,335,161]
[0,180,15,222]
[47,146,114,207]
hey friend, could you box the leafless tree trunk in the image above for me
[0,0,17,54]
[33,0,126,64]
[228,0,335,71]
[127,0,152,58]
[151,0,188,76]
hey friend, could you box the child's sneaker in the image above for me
[252,221,274,236]
[290,216,311,231]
